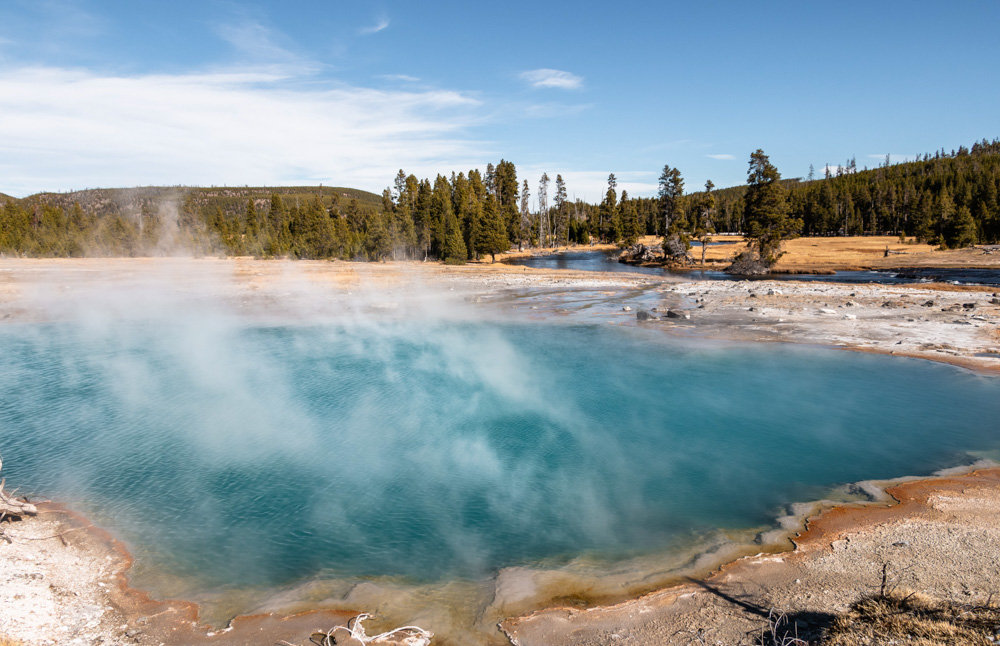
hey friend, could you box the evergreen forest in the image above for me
[1,139,998,261]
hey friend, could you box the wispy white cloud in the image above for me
[0,66,487,197]
[705,153,736,160]
[521,102,590,118]
[380,74,420,83]
[519,68,583,90]
[359,15,390,35]
[0,0,106,59]
[215,18,314,72]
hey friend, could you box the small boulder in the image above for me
[665,309,691,320]
[636,310,657,321]
[622,305,632,312]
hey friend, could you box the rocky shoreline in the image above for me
[501,467,1000,645]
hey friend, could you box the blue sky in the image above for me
[1,1,998,202]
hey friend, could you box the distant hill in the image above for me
[0,184,386,259]
[17,185,382,219]
[0,192,15,204]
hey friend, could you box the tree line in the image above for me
[1,139,998,260]
[683,139,1000,250]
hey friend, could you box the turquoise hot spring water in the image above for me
[1,309,998,633]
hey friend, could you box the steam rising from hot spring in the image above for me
[2,261,999,597]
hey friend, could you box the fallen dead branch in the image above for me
[0,455,38,520]
[276,613,432,646]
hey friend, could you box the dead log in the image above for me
[0,456,39,518]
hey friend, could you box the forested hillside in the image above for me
[2,139,998,260]
[0,186,382,257]
[693,139,1000,248]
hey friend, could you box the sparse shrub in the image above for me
[725,250,772,275]
[823,590,999,646]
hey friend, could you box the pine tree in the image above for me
[538,173,550,247]
[519,179,531,251]
[600,173,618,242]
[743,149,801,264]
[477,194,508,262]
[554,175,568,245]
[658,164,684,235]
[694,180,716,265]
[619,190,641,247]
[945,205,977,248]
[495,160,519,246]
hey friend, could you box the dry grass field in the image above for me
[631,235,1000,272]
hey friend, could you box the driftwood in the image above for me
[287,613,432,646]
[0,456,39,519]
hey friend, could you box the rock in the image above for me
[844,314,857,320]
[767,289,782,296]
[622,306,632,311]
[617,243,660,264]
[845,301,857,307]
[636,310,657,321]
[922,300,936,307]
[665,310,690,320]
[881,301,899,308]
[962,302,976,309]
[819,308,836,315]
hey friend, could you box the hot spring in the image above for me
[1,286,999,642]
